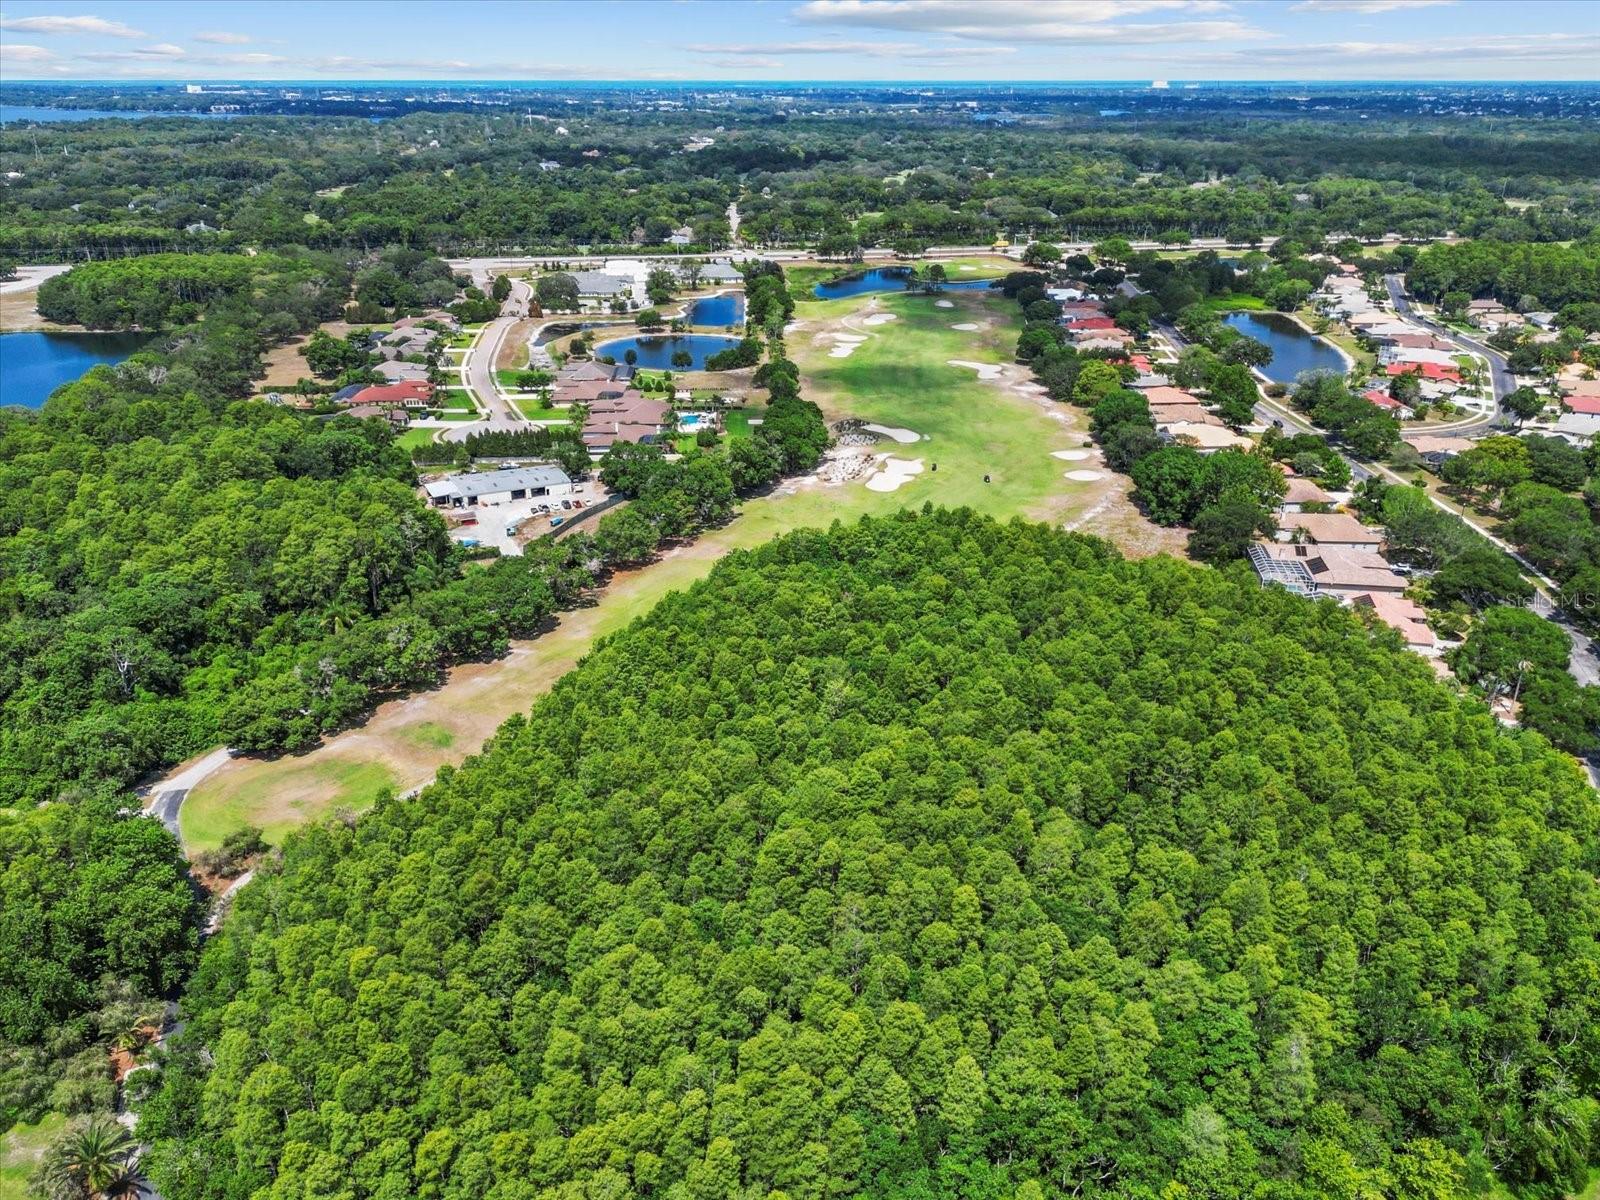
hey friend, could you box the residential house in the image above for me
[1255,542,1406,597]
[538,160,561,172]
[1074,336,1132,352]
[1280,476,1334,511]
[374,360,432,384]
[1386,361,1461,384]
[345,381,436,410]
[666,225,695,246]
[581,390,672,454]
[395,311,461,332]
[1141,386,1203,408]
[1158,422,1252,452]
[1403,434,1468,465]
[1351,593,1437,652]
[424,466,573,508]
[343,403,409,429]
[1280,511,1385,552]
[1362,389,1415,419]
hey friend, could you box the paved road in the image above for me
[0,263,70,295]
[1384,273,1515,424]
[443,276,538,443]
[139,746,234,840]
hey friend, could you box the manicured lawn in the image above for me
[724,406,764,439]
[182,757,396,852]
[0,1111,66,1200]
[435,389,477,412]
[396,427,437,453]
[497,368,550,389]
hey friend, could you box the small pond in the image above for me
[686,293,745,327]
[1,331,150,409]
[592,333,743,370]
[1222,311,1348,385]
[812,267,999,300]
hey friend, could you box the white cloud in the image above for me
[708,55,786,69]
[194,31,253,45]
[1289,0,1454,11]
[0,42,58,62]
[0,13,146,37]
[792,0,1259,42]
[689,38,1016,59]
[81,42,189,62]
[1176,30,1600,68]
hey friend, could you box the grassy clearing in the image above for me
[1191,294,1268,316]
[0,1111,66,1200]
[179,285,1161,852]
[396,721,455,750]
[181,757,396,852]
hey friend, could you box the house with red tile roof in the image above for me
[345,381,435,409]
[1363,389,1415,418]
[1386,361,1460,383]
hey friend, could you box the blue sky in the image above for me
[2,1,1597,82]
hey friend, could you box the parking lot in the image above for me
[445,480,605,556]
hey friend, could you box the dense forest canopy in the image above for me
[2,96,1597,259]
[144,509,1600,1200]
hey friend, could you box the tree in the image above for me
[1450,605,1570,698]
[594,505,660,564]
[1188,499,1271,563]
[1503,386,1547,424]
[1094,237,1133,265]
[637,307,664,329]
[1430,546,1533,611]
[1208,364,1259,427]
[536,272,580,311]
[1022,241,1061,268]
[35,1116,141,1200]
[491,274,512,302]
[646,268,677,306]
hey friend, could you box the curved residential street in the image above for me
[443,275,537,442]
[1384,272,1515,425]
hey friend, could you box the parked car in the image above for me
[561,499,573,510]
[459,538,479,548]
[550,516,565,527]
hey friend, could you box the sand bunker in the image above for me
[1065,470,1105,482]
[950,322,982,331]
[863,423,920,444]
[825,333,867,359]
[866,456,925,493]
[948,359,1003,381]
[958,265,976,272]
[861,312,898,326]
[935,300,955,309]
[1051,450,1094,461]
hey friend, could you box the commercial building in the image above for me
[423,466,574,508]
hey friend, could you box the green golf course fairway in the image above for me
[177,283,1113,853]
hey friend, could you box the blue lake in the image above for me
[812,267,999,300]
[0,105,235,124]
[593,333,742,370]
[1,331,150,409]
[1222,311,1348,385]
[686,293,745,327]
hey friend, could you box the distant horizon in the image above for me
[2,1,1596,84]
[6,78,1598,89]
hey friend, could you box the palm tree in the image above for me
[37,1116,142,1200]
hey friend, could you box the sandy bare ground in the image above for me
[0,284,80,333]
